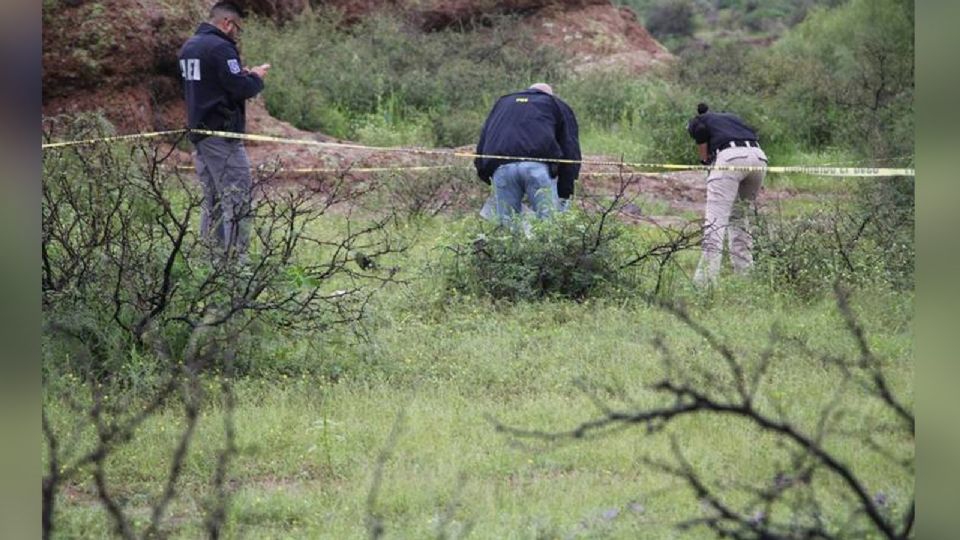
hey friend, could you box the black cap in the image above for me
[697,102,709,115]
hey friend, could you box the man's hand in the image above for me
[249,63,271,79]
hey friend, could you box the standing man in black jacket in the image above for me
[475,83,581,225]
[687,102,768,285]
[179,1,270,256]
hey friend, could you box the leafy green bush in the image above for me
[564,71,649,131]
[766,0,914,162]
[629,80,700,164]
[432,107,486,148]
[354,109,436,148]
[439,210,632,302]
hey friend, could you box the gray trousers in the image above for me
[694,145,767,285]
[193,137,252,254]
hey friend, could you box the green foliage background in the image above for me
[242,0,913,168]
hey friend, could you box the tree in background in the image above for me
[769,0,914,163]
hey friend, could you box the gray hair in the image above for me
[529,83,554,96]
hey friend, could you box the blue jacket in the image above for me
[687,112,758,156]
[474,89,581,199]
[178,23,264,142]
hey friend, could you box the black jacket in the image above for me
[474,89,581,199]
[687,111,758,156]
[178,23,264,142]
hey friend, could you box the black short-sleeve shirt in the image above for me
[687,112,758,155]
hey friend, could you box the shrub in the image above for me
[263,86,352,138]
[42,114,403,382]
[437,192,701,302]
[768,0,914,161]
[565,74,700,165]
[630,80,700,164]
[564,71,648,131]
[432,107,485,148]
[751,203,908,300]
[440,210,630,302]
[854,176,914,290]
[376,166,486,222]
[354,109,436,148]
[645,0,696,39]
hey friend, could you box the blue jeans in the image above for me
[492,161,559,225]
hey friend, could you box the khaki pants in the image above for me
[694,145,767,286]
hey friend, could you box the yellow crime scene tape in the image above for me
[169,163,669,176]
[41,128,916,177]
[173,164,463,174]
[41,129,190,149]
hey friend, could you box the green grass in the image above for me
[42,102,913,538]
[43,214,913,537]
[40,114,913,536]
[579,129,652,161]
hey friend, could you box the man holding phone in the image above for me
[179,1,270,256]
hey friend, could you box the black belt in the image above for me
[724,140,760,149]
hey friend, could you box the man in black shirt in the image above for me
[475,83,581,225]
[179,1,270,256]
[687,103,768,285]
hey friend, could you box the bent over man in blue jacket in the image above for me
[475,83,581,224]
[179,1,270,256]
